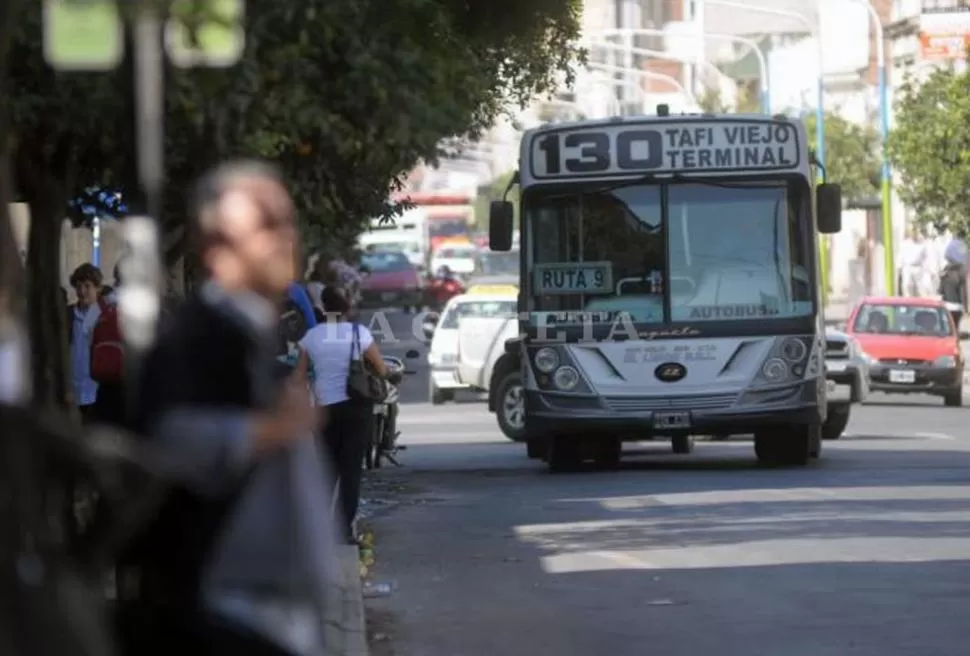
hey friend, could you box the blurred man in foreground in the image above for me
[119,160,338,656]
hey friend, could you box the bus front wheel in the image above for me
[754,426,815,466]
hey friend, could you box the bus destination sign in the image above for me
[534,262,613,295]
[529,120,800,180]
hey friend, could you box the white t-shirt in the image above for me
[299,321,374,406]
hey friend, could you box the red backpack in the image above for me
[90,298,125,383]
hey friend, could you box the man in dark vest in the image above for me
[120,160,339,656]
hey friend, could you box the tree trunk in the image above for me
[24,189,71,410]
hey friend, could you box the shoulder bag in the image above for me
[346,323,387,402]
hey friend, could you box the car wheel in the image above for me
[822,404,851,440]
[547,436,582,473]
[672,434,694,454]
[944,387,963,407]
[496,372,526,441]
[526,439,546,459]
[754,426,812,466]
[593,437,622,469]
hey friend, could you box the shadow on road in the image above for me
[364,444,970,655]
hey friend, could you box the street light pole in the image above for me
[699,0,829,304]
[585,39,733,105]
[850,0,893,296]
[596,27,770,113]
[588,62,699,111]
[699,1,824,164]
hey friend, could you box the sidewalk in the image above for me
[323,545,369,656]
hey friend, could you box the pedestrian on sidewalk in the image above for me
[899,228,928,297]
[67,263,103,421]
[86,263,126,425]
[297,285,400,544]
[939,251,966,330]
[117,160,340,656]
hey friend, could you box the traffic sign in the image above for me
[164,0,245,68]
[42,0,123,70]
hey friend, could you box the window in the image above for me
[429,219,469,238]
[526,178,813,325]
[530,185,665,322]
[477,251,520,275]
[437,246,476,259]
[667,182,812,322]
[366,241,420,255]
[360,251,412,272]
[853,303,954,336]
[440,300,517,329]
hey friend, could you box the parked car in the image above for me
[822,326,870,440]
[422,292,518,406]
[844,296,969,406]
[359,250,423,312]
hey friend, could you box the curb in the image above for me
[323,544,369,656]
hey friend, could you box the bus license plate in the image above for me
[653,411,691,430]
[889,369,915,383]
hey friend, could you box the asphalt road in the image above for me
[361,309,970,656]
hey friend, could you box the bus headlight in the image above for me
[534,347,560,373]
[762,358,789,382]
[781,337,807,362]
[553,366,580,390]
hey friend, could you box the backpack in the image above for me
[90,299,124,383]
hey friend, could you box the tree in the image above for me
[162,0,583,268]
[6,0,583,407]
[888,66,970,237]
[804,112,879,204]
[696,82,760,114]
[6,4,130,409]
[474,171,518,230]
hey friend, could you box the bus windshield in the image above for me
[527,179,813,325]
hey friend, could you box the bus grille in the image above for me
[605,393,738,413]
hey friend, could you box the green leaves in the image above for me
[804,112,879,204]
[7,0,581,255]
[888,66,970,238]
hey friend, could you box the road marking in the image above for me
[912,431,956,441]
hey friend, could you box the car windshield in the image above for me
[527,179,813,325]
[477,251,520,275]
[367,241,420,254]
[853,303,953,337]
[361,251,412,272]
[440,299,517,329]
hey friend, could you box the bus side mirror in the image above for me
[489,201,514,252]
[817,183,842,234]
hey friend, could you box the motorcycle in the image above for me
[366,352,418,469]
[424,275,465,312]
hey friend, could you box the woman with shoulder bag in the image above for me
[296,286,400,543]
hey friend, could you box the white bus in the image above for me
[484,107,843,471]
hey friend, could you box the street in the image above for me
[364,310,970,656]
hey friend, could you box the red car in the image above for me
[359,251,423,313]
[844,296,968,406]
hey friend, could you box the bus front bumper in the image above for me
[524,382,822,439]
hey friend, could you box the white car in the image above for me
[422,292,518,404]
[430,245,478,277]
